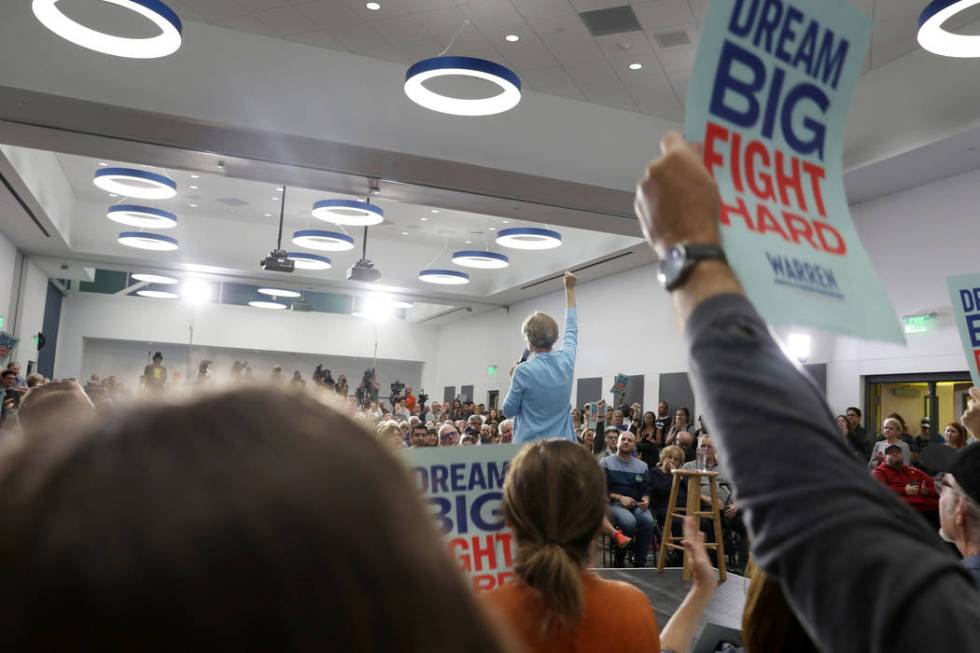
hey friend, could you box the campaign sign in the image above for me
[407,444,520,591]
[947,274,980,387]
[687,0,903,343]
[610,373,629,398]
[0,332,18,361]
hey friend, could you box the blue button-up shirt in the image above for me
[962,555,980,585]
[503,307,577,444]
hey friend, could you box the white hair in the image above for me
[499,418,514,432]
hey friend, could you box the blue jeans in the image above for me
[609,504,655,567]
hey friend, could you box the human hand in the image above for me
[962,388,980,439]
[682,515,718,591]
[634,132,722,258]
[619,496,636,509]
[563,271,577,290]
[905,483,920,496]
[723,503,737,518]
[638,497,650,511]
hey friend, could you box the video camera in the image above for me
[417,390,429,405]
[390,380,405,398]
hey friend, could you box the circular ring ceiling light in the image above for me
[292,229,355,251]
[312,199,384,226]
[917,0,980,57]
[248,300,287,310]
[132,272,178,284]
[32,0,183,59]
[107,204,177,229]
[452,250,509,269]
[136,288,178,299]
[404,56,522,116]
[117,231,178,251]
[287,252,332,270]
[258,288,301,298]
[94,167,177,199]
[495,227,562,250]
[419,268,470,285]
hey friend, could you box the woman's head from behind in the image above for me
[521,311,559,351]
[503,440,606,631]
[0,388,505,652]
[17,380,95,440]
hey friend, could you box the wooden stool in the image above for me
[656,468,727,582]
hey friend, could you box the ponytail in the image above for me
[514,541,585,630]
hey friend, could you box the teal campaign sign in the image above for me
[686,0,903,343]
[406,444,520,592]
[947,274,980,387]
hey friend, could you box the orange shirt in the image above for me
[483,572,660,653]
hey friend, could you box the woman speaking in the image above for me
[502,272,577,444]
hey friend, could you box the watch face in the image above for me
[658,245,686,288]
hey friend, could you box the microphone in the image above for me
[518,348,530,365]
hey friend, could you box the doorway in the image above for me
[864,372,971,437]
[487,390,499,411]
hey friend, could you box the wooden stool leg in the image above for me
[709,478,727,582]
[683,475,700,581]
[657,474,681,573]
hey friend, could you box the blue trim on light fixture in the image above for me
[136,0,182,33]
[95,167,177,191]
[117,231,178,246]
[917,0,980,57]
[406,56,521,91]
[495,227,562,249]
[919,0,958,27]
[292,229,354,244]
[287,252,332,265]
[108,204,177,224]
[419,268,470,281]
[451,250,510,267]
[313,199,383,218]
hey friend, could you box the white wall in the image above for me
[55,291,440,391]
[12,258,48,364]
[0,229,17,324]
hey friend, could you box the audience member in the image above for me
[846,406,867,444]
[570,407,583,433]
[408,423,430,448]
[460,433,479,446]
[0,388,508,651]
[738,561,819,653]
[600,432,654,568]
[498,419,514,444]
[0,370,21,429]
[650,445,685,544]
[635,411,660,466]
[376,420,405,451]
[945,421,971,449]
[16,380,95,440]
[483,440,716,653]
[654,401,671,441]
[335,374,348,396]
[682,435,748,570]
[664,407,691,445]
[922,442,980,583]
[871,443,939,530]
[438,423,460,447]
[836,414,865,462]
[502,272,577,443]
[869,417,912,470]
[289,370,305,389]
[634,130,980,649]
[5,362,26,391]
[141,352,167,393]
[675,431,696,463]
[25,374,45,389]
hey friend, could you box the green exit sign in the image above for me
[903,313,935,334]
[0,315,4,329]
[487,365,498,376]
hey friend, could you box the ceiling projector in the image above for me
[260,249,295,273]
[347,258,381,283]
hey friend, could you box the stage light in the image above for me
[312,199,384,226]
[182,278,212,305]
[94,167,177,199]
[404,56,521,116]
[292,229,355,251]
[452,250,509,269]
[32,0,182,59]
[117,231,178,251]
[419,268,470,285]
[107,205,177,229]
[495,227,562,250]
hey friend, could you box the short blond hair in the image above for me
[522,311,559,349]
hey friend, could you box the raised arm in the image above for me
[634,132,980,651]
[562,272,578,358]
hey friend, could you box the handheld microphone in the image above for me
[518,348,530,364]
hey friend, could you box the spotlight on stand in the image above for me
[260,185,295,273]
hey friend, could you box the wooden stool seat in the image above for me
[656,468,727,582]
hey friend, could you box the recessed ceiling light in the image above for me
[502,220,510,223]
[264,212,272,217]
[98,162,108,167]
[190,174,199,179]
[629,62,643,71]
[401,231,408,235]
[272,196,279,201]
[465,240,472,244]
[505,34,520,42]
[431,209,439,213]
[189,185,198,190]
[420,217,428,221]
[109,194,118,198]
[488,227,496,231]
[189,203,198,208]
[276,186,284,191]
[366,2,381,10]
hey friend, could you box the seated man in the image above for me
[600,432,654,567]
[682,434,749,570]
[498,418,514,444]
[675,430,697,463]
[597,424,620,462]
[872,443,939,530]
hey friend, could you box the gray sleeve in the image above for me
[685,294,980,653]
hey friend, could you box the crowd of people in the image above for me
[0,133,977,652]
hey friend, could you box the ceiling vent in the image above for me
[653,30,692,49]
[579,6,643,37]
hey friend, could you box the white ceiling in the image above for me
[21,148,643,302]
[153,0,946,120]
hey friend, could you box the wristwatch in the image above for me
[657,242,727,291]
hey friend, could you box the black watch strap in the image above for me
[660,243,727,291]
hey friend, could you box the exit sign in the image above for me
[903,313,935,334]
